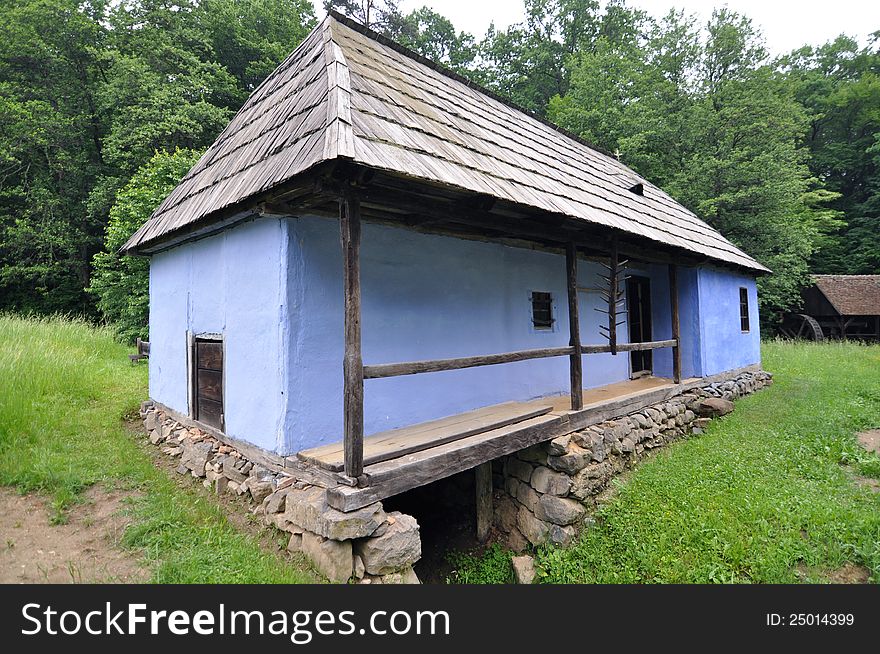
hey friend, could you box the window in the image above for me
[739,287,750,332]
[531,291,554,329]
[192,335,224,429]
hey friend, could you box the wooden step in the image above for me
[298,401,554,472]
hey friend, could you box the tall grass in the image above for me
[0,315,146,512]
[0,314,317,583]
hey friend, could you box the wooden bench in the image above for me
[129,338,150,363]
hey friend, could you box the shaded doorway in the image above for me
[191,336,224,429]
[381,468,479,583]
[626,275,653,375]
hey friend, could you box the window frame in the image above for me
[739,287,750,333]
[530,290,555,331]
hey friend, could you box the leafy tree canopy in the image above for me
[88,149,202,343]
[1,0,877,333]
[0,0,315,322]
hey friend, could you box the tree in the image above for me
[549,7,841,315]
[780,34,880,274]
[0,0,315,320]
[323,0,403,33]
[479,0,606,115]
[393,7,479,75]
[88,149,202,343]
[198,0,317,95]
[325,1,480,75]
[0,0,108,315]
[847,131,880,273]
[99,0,243,178]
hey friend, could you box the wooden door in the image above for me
[193,338,223,429]
[626,276,653,375]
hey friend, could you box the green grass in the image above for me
[0,314,318,583]
[450,340,880,584]
[446,543,515,584]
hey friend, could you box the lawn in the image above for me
[0,314,318,583]
[452,340,880,583]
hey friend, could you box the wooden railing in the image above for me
[363,346,574,379]
[362,340,678,380]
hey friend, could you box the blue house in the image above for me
[124,14,767,516]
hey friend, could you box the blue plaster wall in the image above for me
[676,266,703,378]
[696,266,761,376]
[147,214,761,456]
[282,216,687,453]
[148,218,288,452]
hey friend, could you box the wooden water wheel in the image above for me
[780,313,825,341]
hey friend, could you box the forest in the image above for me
[1,0,877,341]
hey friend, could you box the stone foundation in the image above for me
[139,368,771,578]
[492,369,773,550]
[138,405,422,584]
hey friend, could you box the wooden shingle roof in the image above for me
[812,275,880,316]
[122,13,767,273]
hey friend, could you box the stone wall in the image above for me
[492,370,773,550]
[139,405,421,584]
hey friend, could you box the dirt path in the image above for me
[851,429,880,493]
[796,561,872,584]
[857,429,880,455]
[0,486,149,584]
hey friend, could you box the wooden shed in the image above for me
[791,275,880,340]
[123,13,769,516]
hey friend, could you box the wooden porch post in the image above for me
[341,190,364,479]
[475,462,493,542]
[566,242,583,410]
[668,264,682,384]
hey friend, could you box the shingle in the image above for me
[812,276,880,315]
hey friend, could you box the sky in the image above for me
[313,0,880,56]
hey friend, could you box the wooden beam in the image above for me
[298,402,553,472]
[362,346,575,379]
[581,339,676,354]
[326,380,685,511]
[327,415,563,511]
[669,264,682,383]
[615,339,677,353]
[340,190,364,479]
[475,462,493,542]
[336,172,721,271]
[566,242,583,410]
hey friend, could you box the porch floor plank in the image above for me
[298,401,554,471]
